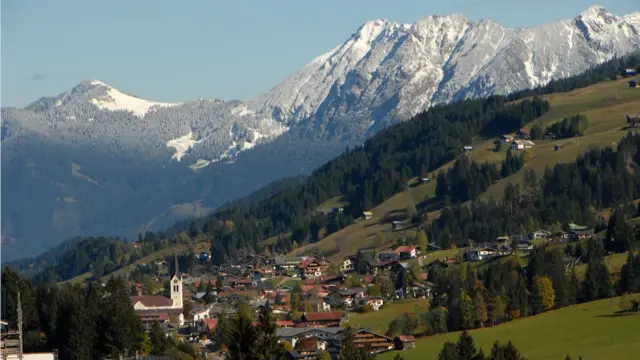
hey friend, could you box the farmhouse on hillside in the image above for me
[511,140,535,150]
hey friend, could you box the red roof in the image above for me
[302,311,344,322]
[131,295,173,307]
[138,312,169,321]
[297,257,316,269]
[296,337,319,351]
[203,318,217,331]
[397,335,416,342]
[395,245,417,254]
[275,320,295,327]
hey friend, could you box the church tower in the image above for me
[170,253,183,309]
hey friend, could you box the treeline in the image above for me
[428,132,640,250]
[508,51,640,100]
[530,114,588,140]
[435,149,527,204]
[386,237,621,341]
[0,267,202,360]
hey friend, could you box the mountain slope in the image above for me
[2,5,639,261]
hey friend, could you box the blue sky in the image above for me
[1,0,637,106]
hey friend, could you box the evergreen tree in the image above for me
[255,302,287,360]
[460,292,476,330]
[438,342,459,360]
[474,292,488,328]
[225,309,260,360]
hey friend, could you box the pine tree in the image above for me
[225,309,260,360]
[255,302,287,359]
[438,341,459,360]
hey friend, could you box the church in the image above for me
[131,254,185,326]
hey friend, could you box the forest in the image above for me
[428,132,640,250]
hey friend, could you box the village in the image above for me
[127,220,599,360]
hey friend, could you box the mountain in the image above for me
[2,5,639,261]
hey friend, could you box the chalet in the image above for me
[340,256,356,273]
[515,129,529,139]
[366,260,399,276]
[500,134,513,143]
[378,251,398,262]
[288,336,328,359]
[420,177,431,184]
[307,298,332,312]
[253,268,275,281]
[532,229,552,239]
[301,311,345,327]
[366,297,384,311]
[363,211,373,220]
[465,247,497,262]
[630,80,639,88]
[227,276,253,289]
[277,328,343,358]
[463,145,473,152]
[275,256,307,272]
[511,139,535,150]
[297,257,330,279]
[138,312,169,329]
[392,219,411,231]
[353,329,394,354]
[625,68,638,76]
[395,245,418,259]
[554,144,564,151]
[516,242,534,256]
[316,274,345,285]
[394,335,416,350]
[326,288,365,309]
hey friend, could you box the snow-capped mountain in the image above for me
[2,5,639,260]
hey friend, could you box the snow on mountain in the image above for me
[247,5,640,135]
[166,131,201,161]
[88,80,181,117]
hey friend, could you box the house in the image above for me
[495,236,511,244]
[532,229,552,239]
[626,114,640,127]
[378,251,398,262]
[277,328,344,358]
[253,268,275,281]
[463,145,473,152]
[138,312,170,329]
[554,144,564,151]
[301,311,345,327]
[366,297,384,311]
[394,335,416,350]
[500,134,513,144]
[515,129,529,139]
[297,257,330,279]
[340,256,356,273]
[420,177,431,184]
[395,245,418,259]
[325,288,365,309]
[510,234,530,244]
[465,247,497,262]
[288,336,328,359]
[624,68,638,76]
[190,306,210,323]
[275,256,307,273]
[363,211,373,220]
[276,320,296,328]
[352,329,394,354]
[511,140,535,150]
[392,219,411,231]
[630,80,639,88]
[516,242,534,256]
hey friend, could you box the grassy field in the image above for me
[345,300,429,334]
[378,297,640,360]
[289,78,640,261]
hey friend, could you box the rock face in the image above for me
[2,5,638,260]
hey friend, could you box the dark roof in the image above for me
[130,295,173,307]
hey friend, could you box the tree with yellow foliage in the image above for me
[533,275,556,313]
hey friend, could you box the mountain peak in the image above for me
[579,5,613,19]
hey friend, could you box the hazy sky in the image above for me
[1,0,638,106]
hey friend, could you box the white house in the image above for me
[366,297,385,311]
[511,140,535,150]
[467,248,496,262]
[190,306,210,323]
[340,256,356,273]
[363,211,373,220]
[532,229,552,239]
